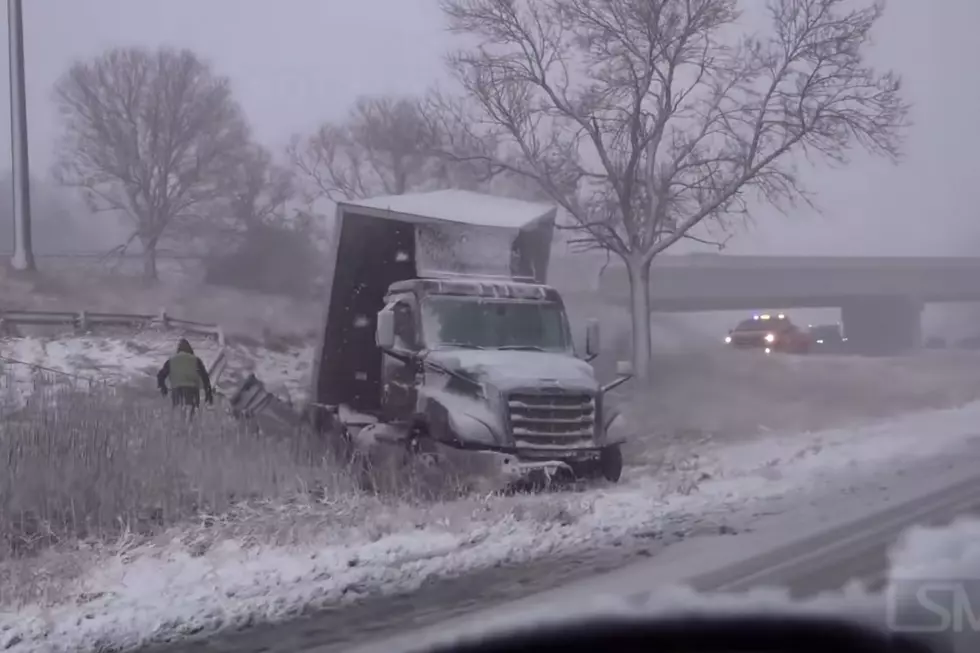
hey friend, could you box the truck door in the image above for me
[382,295,421,423]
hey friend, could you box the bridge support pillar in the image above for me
[840,296,922,356]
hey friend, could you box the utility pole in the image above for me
[8,0,35,271]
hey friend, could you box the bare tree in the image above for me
[53,47,250,281]
[441,0,910,380]
[224,144,295,232]
[204,145,322,296]
[196,142,297,261]
[290,95,437,202]
[290,94,495,204]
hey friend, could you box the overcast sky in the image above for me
[1,0,977,257]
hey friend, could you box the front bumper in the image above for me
[431,441,605,491]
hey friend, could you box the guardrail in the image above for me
[0,309,225,346]
[1,316,231,400]
[0,250,208,260]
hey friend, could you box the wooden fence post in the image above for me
[78,310,89,331]
[158,308,169,328]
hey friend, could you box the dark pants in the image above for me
[171,387,201,415]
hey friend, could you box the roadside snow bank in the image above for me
[4,400,980,652]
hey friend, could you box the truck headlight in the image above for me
[764,333,775,343]
[724,335,732,344]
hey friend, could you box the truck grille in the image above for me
[506,391,595,448]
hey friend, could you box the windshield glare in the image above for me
[421,297,571,351]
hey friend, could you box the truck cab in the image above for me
[379,274,617,442]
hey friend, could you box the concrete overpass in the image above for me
[549,254,980,355]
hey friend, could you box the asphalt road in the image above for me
[687,470,980,597]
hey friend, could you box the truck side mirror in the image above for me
[600,359,634,394]
[585,319,600,361]
[376,308,395,350]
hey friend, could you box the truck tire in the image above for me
[600,444,623,483]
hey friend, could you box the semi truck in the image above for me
[231,189,633,490]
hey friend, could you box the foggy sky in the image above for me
[0,0,977,257]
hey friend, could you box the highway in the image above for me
[333,456,980,653]
[690,470,980,597]
[140,453,980,653]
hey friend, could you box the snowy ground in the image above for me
[0,333,314,407]
[3,401,980,652]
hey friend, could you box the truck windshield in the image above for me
[421,297,571,351]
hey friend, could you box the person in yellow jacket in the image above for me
[156,338,214,413]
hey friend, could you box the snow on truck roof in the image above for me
[337,189,557,230]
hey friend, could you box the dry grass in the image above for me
[0,371,593,609]
[4,332,959,553]
[0,389,640,622]
[0,372,444,609]
[0,378,347,561]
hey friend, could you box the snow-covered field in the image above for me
[4,400,980,652]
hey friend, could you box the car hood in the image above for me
[425,349,598,393]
